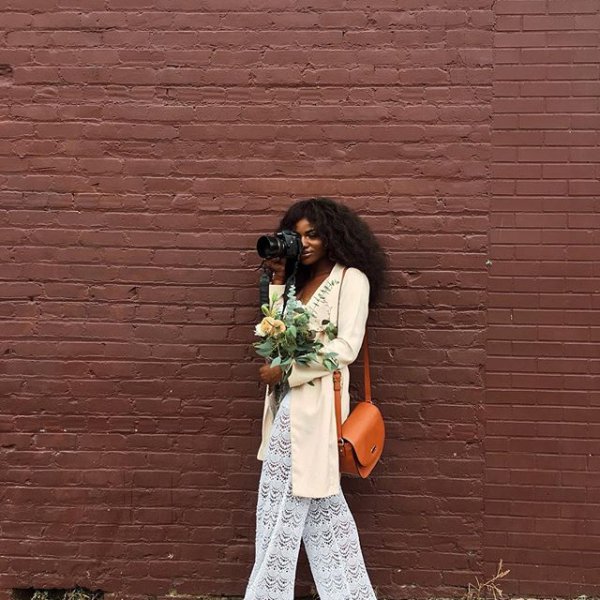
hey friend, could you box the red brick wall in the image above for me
[486,1,600,597]
[0,1,597,599]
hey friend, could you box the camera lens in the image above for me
[257,235,283,259]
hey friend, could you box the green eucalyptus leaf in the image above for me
[254,338,274,355]
[322,356,339,372]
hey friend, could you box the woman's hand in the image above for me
[264,257,286,285]
[259,364,283,386]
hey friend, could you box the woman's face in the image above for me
[294,218,326,266]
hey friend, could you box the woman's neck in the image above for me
[310,258,335,279]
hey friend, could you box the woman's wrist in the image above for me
[272,275,285,285]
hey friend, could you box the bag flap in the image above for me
[341,401,385,467]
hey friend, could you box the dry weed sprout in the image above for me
[462,559,510,600]
[62,590,102,600]
[26,590,101,600]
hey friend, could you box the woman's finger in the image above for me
[265,257,286,270]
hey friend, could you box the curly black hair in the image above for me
[278,197,387,306]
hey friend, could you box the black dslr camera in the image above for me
[256,230,302,260]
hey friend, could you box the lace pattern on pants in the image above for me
[244,393,377,600]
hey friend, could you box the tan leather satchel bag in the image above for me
[333,269,385,478]
[333,335,385,478]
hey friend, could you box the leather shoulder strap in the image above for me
[363,330,372,404]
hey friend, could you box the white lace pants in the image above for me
[244,393,377,600]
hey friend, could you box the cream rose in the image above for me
[256,316,286,337]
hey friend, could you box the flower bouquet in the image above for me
[254,284,339,413]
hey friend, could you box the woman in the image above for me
[245,197,386,600]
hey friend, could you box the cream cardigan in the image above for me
[256,262,370,498]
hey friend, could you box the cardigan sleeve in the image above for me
[287,268,369,388]
[268,284,286,310]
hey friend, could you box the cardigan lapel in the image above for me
[305,262,344,312]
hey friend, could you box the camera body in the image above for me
[256,230,302,260]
